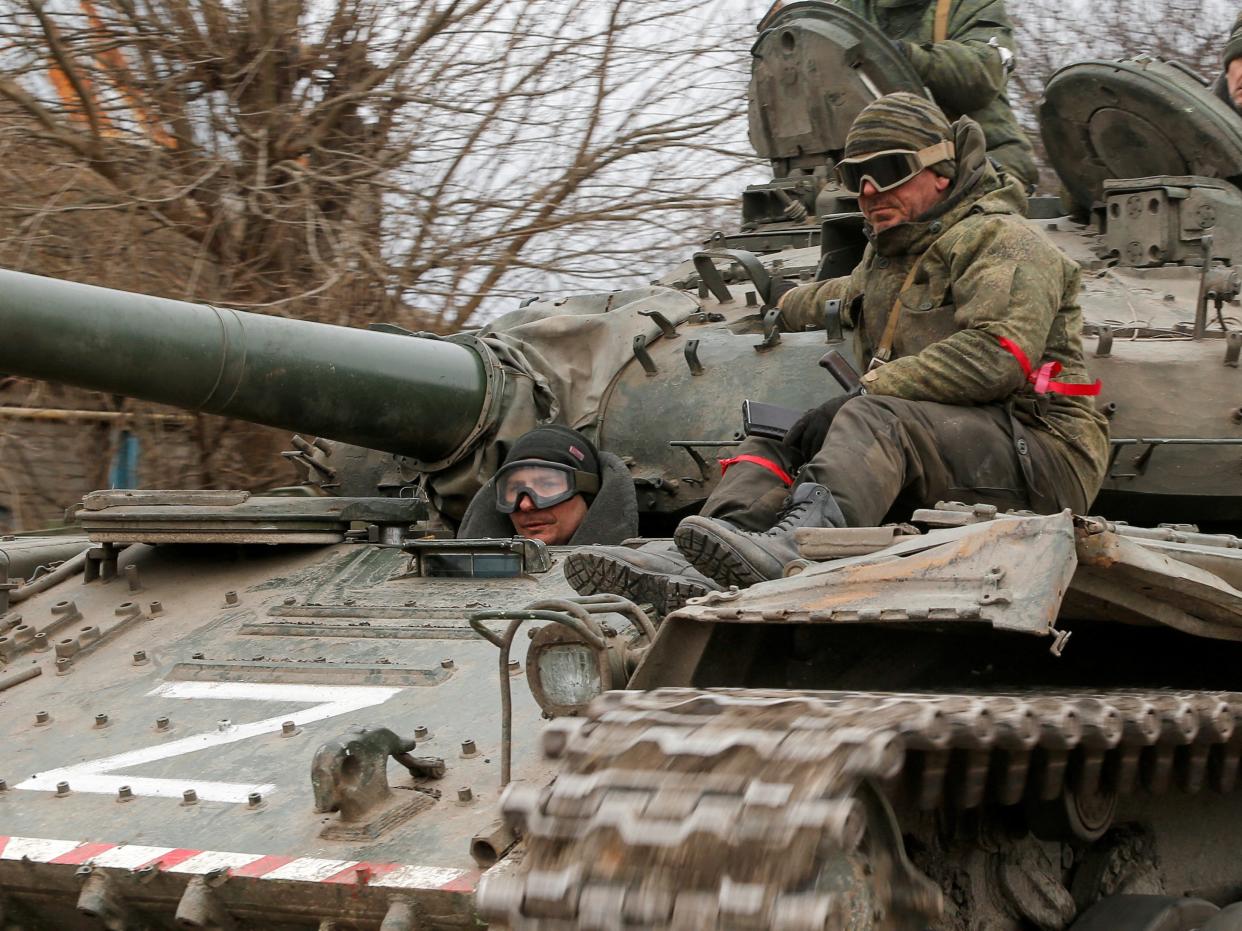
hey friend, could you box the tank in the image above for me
[2,4,1242,929]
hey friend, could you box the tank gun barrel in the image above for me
[0,269,488,463]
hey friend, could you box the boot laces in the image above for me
[755,489,819,536]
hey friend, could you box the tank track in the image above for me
[477,687,1242,930]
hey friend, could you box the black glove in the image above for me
[783,394,854,461]
[767,276,798,309]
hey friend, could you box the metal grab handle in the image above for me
[469,600,608,787]
[469,596,654,786]
[570,592,657,642]
[692,249,773,305]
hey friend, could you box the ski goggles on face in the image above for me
[833,140,955,196]
[495,460,600,513]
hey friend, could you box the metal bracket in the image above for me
[368,322,417,337]
[1094,325,1114,358]
[381,896,419,931]
[281,434,338,484]
[76,867,129,931]
[1191,235,1240,340]
[1194,234,1215,341]
[175,873,237,931]
[1107,436,1242,479]
[684,338,704,375]
[311,725,444,834]
[1227,331,1242,367]
[823,298,844,342]
[632,334,658,375]
[83,544,119,583]
[640,309,679,339]
[668,439,739,481]
[691,249,773,305]
[754,308,783,352]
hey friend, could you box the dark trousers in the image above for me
[702,396,1090,531]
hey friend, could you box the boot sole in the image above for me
[674,522,768,589]
[564,551,710,616]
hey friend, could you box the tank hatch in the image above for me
[1040,56,1242,209]
[748,2,922,168]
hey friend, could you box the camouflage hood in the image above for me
[867,115,1027,258]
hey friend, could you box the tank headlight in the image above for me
[526,624,619,717]
[537,643,602,706]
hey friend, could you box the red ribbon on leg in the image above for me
[719,454,794,486]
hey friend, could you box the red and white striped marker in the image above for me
[0,835,478,892]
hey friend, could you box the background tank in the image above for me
[4,4,1242,930]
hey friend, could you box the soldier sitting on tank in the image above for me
[828,0,1037,188]
[1214,12,1242,117]
[568,92,1108,604]
[457,424,638,546]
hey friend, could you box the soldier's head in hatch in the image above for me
[493,425,601,546]
[835,92,956,234]
[1225,13,1242,108]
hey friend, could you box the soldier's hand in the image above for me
[783,394,855,460]
[770,277,797,309]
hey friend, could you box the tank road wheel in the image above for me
[1028,783,1118,843]
[1069,895,1219,931]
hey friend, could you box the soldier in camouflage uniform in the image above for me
[568,93,1108,604]
[834,0,1037,187]
[1214,12,1242,117]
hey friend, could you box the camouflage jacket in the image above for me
[833,0,1036,186]
[781,118,1109,503]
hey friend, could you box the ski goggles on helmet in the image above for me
[833,140,955,196]
[495,460,600,513]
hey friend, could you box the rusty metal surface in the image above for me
[1071,519,1242,641]
[667,514,1077,639]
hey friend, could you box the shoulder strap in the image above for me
[933,0,952,42]
[872,260,922,365]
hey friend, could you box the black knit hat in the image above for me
[502,425,601,479]
[1225,12,1242,68]
[844,92,957,180]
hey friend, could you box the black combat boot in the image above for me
[674,483,845,588]
[564,541,722,616]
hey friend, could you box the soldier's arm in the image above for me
[776,275,854,331]
[862,222,1066,404]
[901,0,1013,115]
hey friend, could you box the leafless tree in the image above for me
[0,0,755,325]
[0,0,759,527]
